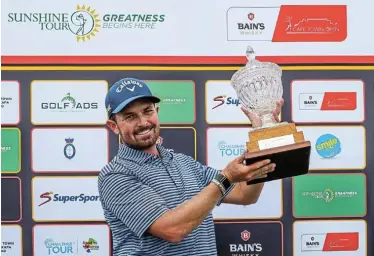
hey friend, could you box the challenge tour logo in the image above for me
[7,5,100,42]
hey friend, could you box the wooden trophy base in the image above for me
[245,122,311,185]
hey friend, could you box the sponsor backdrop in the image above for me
[1,67,373,256]
[1,1,374,256]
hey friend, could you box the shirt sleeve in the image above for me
[186,156,236,206]
[99,172,170,238]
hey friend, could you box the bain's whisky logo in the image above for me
[7,5,101,42]
[229,230,263,255]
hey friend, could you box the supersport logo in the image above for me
[38,191,100,207]
[212,95,240,109]
[39,191,53,207]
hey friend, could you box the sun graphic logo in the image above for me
[68,5,101,42]
[322,188,335,203]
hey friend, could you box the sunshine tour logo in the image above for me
[7,5,100,42]
[7,5,166,42]
[40,93,98,112]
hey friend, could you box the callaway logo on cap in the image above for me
[105,77,160,118]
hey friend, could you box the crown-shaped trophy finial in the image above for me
[246,45,256,61]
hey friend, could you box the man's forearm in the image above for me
[172,183,222,235]
[148,182,223,242]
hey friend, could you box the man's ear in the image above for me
[155,105,159,113]
[106,119,120,135]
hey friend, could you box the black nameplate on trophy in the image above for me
[245,141,311,185]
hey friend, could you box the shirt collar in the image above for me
[117,143,173,164]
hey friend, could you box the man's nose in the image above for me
[138,114,149,126]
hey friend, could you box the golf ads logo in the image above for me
[7,5,166,42]
[41,92,98,113]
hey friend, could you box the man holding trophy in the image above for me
[98,46,310,255]
[231,45,311,186]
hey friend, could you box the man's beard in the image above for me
[121,124,159,150]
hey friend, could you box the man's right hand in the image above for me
[221,154,275,183]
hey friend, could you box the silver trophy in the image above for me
[230,45,285,129]
[230,45,311,185]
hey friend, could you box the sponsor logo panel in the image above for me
[1,177,22,223]
[206,127,252,170]
[272,5,347,42]
[32,177,104,222]
[1,225,22,256]
[205,81,249,124]
[226,5,347,42]
[33,224,111,256]
[31,128,109,173]
[301,233,359,252]
[207,128,282,219]
[296,126,366,170]
[145,80,195,124]
[30,80,108,125]
[293,220,367,255]
[1,128,21,173]
[205,80,281,124]
[293,174,366,218]
[226,7,279,41]
[215,221,283,256]
[7,5,167,43]
[1,81,20,125]
[291,80,365,123]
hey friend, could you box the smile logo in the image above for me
[315,133,341,158]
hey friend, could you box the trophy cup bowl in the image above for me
[231,45,311,185]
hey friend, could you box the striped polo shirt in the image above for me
[98,143,233,256]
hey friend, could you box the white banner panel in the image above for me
[30,80,108,125]
[2,0,374,58]
[32,176,105,222]
[293,220,367,256]
[206,127,253,170]
[291,79,365,123]
[297,126,366,170]
[205,81,250,124]
[33,224,111,256]
[1,81,20,125]
[31,128,109,173]
[1,225,22,256]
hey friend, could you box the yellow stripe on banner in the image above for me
[2,66,374,71]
